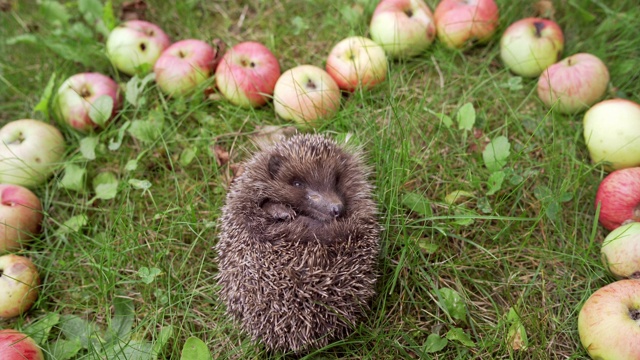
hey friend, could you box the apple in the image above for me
[578,279,640,360]
[0,119,66,188]
[0,184,43,253]
[594,167,640,231]
[326,36,388,91]
[273,65,341,126]
[369,0,436,58]
[537,53,609,114]
[54,72,122,132]
[583,99,640,171]
[434,0,499,49]
[154,39,217,96]
[500,17,564,77]
[0,254,39,318]
[106,20,171,76]
[215,41,281,107]
[601,222,640,279]
[0,329,44,360]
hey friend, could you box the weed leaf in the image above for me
[92,172,119,200]
[486,170,505,196]
[40,1,70,25]
[446,327,475,347]
[55,214,88,236]
[88,95,113,127]
[401,192,432,217]
[34,72,56,118]
[47,338,83,360]
[483,136,510,172]
[110,297,135,340]
[424,333,448,353]
[438,288,467,322]
[456,103,475,131]
[180,337,213,360]
[507,307,528,350]
[151,326,174,357]
[60,164,87,192]
[23,312,61,345]
[59,315,102,349]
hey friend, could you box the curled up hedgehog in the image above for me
[215,133,381,353]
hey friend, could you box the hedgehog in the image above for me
[215,133,380,353]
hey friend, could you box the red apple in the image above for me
[0,254,39,318]
[594,167,640,231]
[326,36,388,91]
[537,53,609,114]
[434,0,499,49]
[578,279,640,360]
[583,99,640,171]
[215,41,281,108]
[601,222,640,279]
[106,20,171,76]
[0,329,44,360]
[154,39,217,96]
[55,72,122,132]
[500,17,564,77]
[0,184,43,253]
[369,0,436,58]
[273,65,341,126]
[0,119,66,188]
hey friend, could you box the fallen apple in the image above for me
[0,119,66,188]
[326,36,388,91]
[154,39,217,96]
[601,222,640,279]
[578,279,640,360]
[537,53,609,114]
[583,99,640,171]
[0,254,39,318]
[0,184,43,253]
[215,41,281,107]
[500,17,564,77]
[434,0,499,49]
[273,65,341,126]
[369,0,436,58]
[55,72,122,132]
[0,329,44,360]
[594,167,640,231]
[106,20,171,76]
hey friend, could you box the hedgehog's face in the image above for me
[266,150,347,222]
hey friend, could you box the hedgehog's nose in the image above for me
[330,203,344,218]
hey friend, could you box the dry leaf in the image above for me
[121,0,147,21]
[250,125,297,151]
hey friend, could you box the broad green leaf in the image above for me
[125,73,155,107]
[418,240,439,254]
[138,267,162,284]
[55,214,88,235]
[401,192,432,217]
[60,164,87,192]
[59,315,101,349]
[507,307,528,351]
[180,337,213,360]
[40,0,71,25]
[109,297,135,340]
[128,110,164,143]
[23,312,61,345]
[483,136,510,172]
[151,326,174,357]
[444,190,474,205]
[34,72,56,118]
[446,327,475,347]
[453,208,476,226]
[456,103,475,131]
[103,0,117,30]
[80,136,99,160]
[179,147,198,166]
[438,288,467,322]
[291,16,309,35]
[109,120,131,151]
[424,333,448,353]
[78,0,103,20]
[486,170,505,196]
[129,179,152,191]
[88,95,114,127]
[124,159,139,172]
[92,172,119,201]
[5,34,38,45]
[46,338,83,360]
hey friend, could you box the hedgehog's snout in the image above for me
[307,189,344,219]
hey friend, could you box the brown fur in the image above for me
[215,134,380,353]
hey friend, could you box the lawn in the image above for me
[1,0,640,359]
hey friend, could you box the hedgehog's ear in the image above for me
[267,155,283,179]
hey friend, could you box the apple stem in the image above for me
[404,9,413,17]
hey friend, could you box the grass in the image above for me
[1,0,640,358]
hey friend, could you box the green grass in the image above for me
[1,0,640,358]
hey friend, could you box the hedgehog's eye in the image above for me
[292,180,305,188]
